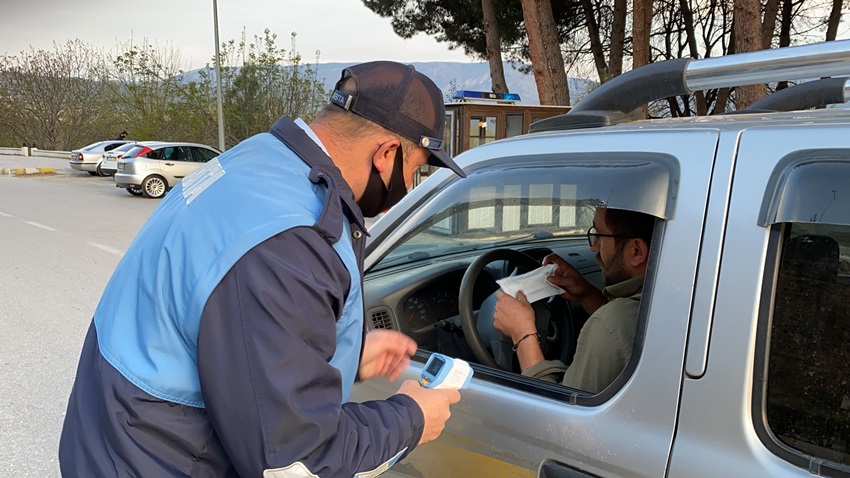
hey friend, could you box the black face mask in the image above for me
[357,147,408,218]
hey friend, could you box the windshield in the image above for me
[369,157,678,272]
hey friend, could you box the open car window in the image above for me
[365,155,677,399]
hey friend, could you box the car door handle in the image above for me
[165,162,174,166]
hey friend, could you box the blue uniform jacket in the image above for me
[59,117,425,477]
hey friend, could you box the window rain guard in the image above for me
[760,150,850,227]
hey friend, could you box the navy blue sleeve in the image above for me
[197,226,424,477]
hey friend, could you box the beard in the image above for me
[597,251,630,286]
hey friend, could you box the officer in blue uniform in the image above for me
[60,61,466,477]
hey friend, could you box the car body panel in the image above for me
[351,109,850,478]
[667,124,850,478]
[352,128,721,477]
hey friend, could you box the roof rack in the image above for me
[741,77,849,113]
[530,39,850,133]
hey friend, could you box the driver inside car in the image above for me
[493,207,655,394]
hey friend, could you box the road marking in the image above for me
[0,211,13,217]
[25,221,56,231]
[87,241,124,257]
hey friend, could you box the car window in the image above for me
[757,153,850,471]
[82,142,105,151]
[113,143,137,154]
[146,148,165,160]
[366,156,675,399]
[159,146,192,162]
[765,222,850,467]
[103,142,126,152]
[191,147,218,163]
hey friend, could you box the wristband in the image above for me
[512,332,541,352]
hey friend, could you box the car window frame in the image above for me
[365,157,674,404]
[752,150,850,477]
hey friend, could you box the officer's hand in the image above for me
[396,380,461,445]
[359,330,417,382]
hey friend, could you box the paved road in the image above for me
[0,163,159,477]
[0,154,378,476]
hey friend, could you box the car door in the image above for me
[670,120,850,477]
[158,146,195,186]
[352,128,720,477]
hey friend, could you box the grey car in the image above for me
[351,41,850,477]
[113,142,221,198]
[69,140,131,176]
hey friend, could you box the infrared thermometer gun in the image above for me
[419,354,473,390]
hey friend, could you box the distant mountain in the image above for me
[185,62,595,106]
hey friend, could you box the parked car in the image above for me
[99,141,163,177]
[351,41,850,477]
[113,142,221,198]
[69,140,131,176]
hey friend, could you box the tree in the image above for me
[216,31,327,147]
[734,0,767,108]
[0,40,113,150]
[361,0,583,101]
[481,0,509,92]
[825,0,844,40]
[521,0,571,104]
[633,0,653,117]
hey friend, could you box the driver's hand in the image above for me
[543,254,595,301]
[494,290,537,343]
[543,253,606,315]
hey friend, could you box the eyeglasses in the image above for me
[586,225,634,247]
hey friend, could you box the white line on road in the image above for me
[25,221,57,231]
[0,211,13,217]
[87,241,124,257]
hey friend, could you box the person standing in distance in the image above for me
[60,61,466,477]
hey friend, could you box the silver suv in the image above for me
[113,142,221,198]
[352,41,850,477]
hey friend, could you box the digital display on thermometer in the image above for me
[419,353,473,390]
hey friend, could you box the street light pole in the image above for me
[213,0,226,152]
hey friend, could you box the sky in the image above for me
[0,0,476,68]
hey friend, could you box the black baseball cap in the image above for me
[329,61,466,178]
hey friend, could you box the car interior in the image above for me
[363,156,676,393]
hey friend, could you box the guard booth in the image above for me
[416,91,571,186]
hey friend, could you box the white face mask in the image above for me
[496,263,565,303]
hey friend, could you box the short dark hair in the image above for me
[604,208,655,245]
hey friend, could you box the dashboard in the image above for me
[401,273,463,332]
[363,241,602,353]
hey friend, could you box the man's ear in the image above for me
[627,238,650,268]
[372,138,402,173]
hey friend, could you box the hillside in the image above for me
[186,62,594,106]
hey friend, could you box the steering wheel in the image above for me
[459,248,573,370]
